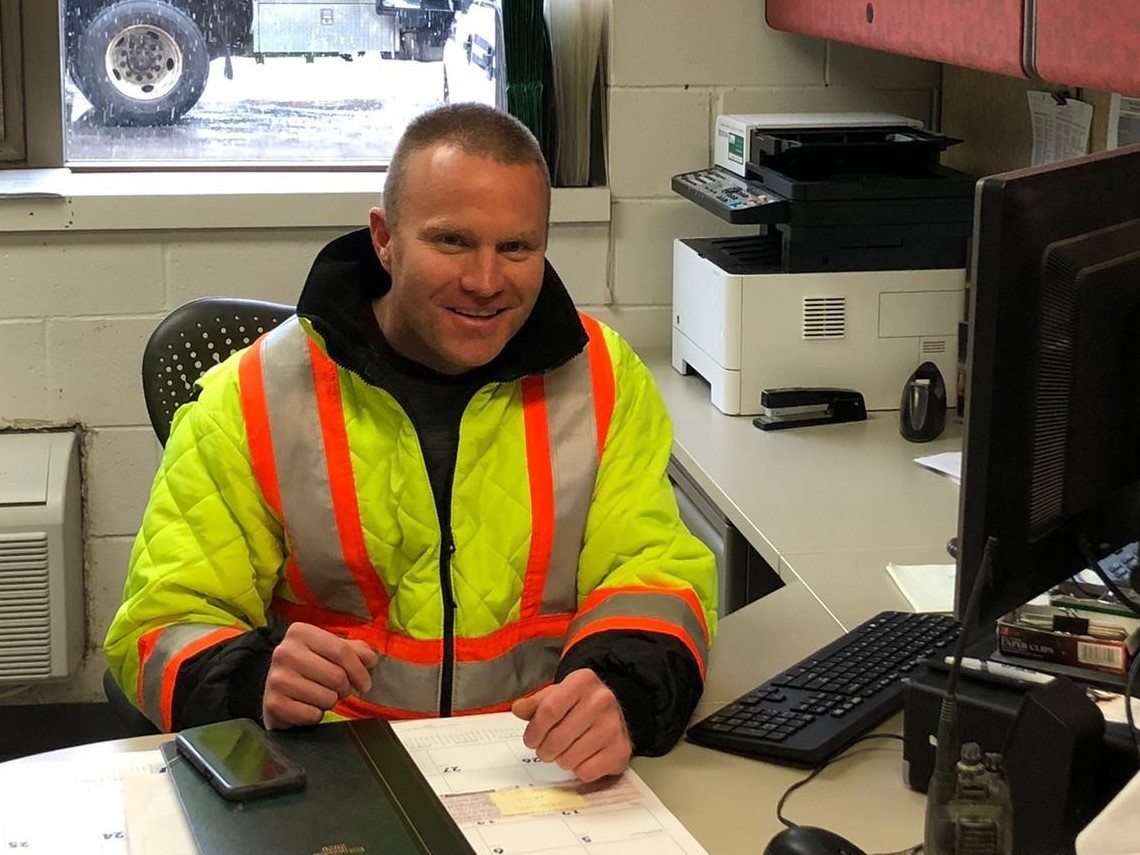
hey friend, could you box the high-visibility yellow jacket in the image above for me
[105,229,717,748]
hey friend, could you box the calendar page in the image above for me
[391,712,709,855]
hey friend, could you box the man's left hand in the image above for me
[511,668,632,783]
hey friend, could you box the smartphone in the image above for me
[175,718,306,801]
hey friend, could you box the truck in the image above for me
[64,0,465,126]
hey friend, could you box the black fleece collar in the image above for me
[295,228,589,387]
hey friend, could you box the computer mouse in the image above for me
[762,825,868,855]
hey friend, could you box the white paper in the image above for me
[886,563,957,613]
[1107,93,1140,149]
[1027,91,1094,166]
[391,712,708,855]
[122,768,197,855]
[914,451,962,484]
[0,750,169,854]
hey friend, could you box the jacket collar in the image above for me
[295,228,588,386]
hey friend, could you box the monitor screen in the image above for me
[956,143,1140,624]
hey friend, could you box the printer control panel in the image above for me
[671,167,789,225]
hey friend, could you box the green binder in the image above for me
[162,719,475,855]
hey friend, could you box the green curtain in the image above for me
[502,0,547,147]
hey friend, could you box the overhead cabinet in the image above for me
[765,0,1026,79]
[766,1,1140,96]
[1032,1,1140,96]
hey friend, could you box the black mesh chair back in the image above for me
[108,298,295,735]
[142,297,295,446]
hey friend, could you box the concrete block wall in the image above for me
[0,0,940,707]
[607,0,942,319]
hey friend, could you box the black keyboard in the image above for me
[686,610,960,767]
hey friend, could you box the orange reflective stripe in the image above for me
[581,585,710,644]
[332,696,432,721]
[283,555,317,605]
[307,338,389,620]
[519,374,555,618]
[333,694,534,721]
[272,597,572,664]
[454,612,573,660]
[565,615,707,680]
[579,313,615,456]
[135,627,163,713]
[239,340,282,518]
[158,626,242,730]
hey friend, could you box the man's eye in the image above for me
[436,234,466,247]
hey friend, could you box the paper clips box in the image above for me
[996,604,1140,676]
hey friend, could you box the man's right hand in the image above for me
[262,622,379,730]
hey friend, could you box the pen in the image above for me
[944,656,1055,689]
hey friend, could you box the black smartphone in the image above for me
[175,718,307,801]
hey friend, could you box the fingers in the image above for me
[510,689,544,722]
[514,670,632,782]
[262,623,378,730]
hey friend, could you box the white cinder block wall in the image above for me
[0,0,940,706]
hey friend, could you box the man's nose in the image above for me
[461,248,506,295]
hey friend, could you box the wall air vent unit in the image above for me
[0,431,83,683]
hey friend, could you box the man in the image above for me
[106,103,716,783]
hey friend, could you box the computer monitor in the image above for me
[956,143,1140,624]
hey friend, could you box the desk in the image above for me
[2,348,952,854]
[3,587,925,855]
[642,349,961,622]
[643,350,962,572]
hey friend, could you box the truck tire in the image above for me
[73,1,209,127]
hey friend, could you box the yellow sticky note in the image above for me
[490,786,587,817]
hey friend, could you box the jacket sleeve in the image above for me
[104,355,286,731]
[564,324,718,755]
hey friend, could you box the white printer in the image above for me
[671,113,975,415]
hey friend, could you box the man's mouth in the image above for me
[450,307,505,319]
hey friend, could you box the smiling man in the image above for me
[105,103,717,783]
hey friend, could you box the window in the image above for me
[63,0,483,166]
[9,1,505,170]
[3,1,604,192]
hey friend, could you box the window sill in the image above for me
[0,170,611,232]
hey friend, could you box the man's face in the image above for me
[369,143,550,375]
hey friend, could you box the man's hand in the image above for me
[262,622,379,730]
[511,669,632,783]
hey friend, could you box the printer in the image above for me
[671,113,974,415]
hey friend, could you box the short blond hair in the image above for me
[382,103,550,229]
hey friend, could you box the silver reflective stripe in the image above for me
[140,623,234,727]
[453,635,564,710]
[358,657,442,716]
[259,319,370,620]
[537,350,599,615]
[352,634,563,714]
[566,591,710,667]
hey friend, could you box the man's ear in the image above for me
[369,207,394,272]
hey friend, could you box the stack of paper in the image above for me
[886,562,957,613]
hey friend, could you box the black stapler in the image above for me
[752,387,867,431]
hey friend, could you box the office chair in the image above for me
[142,297,295,446]
[102,297,295,736]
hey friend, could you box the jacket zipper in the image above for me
[439,532,457,716]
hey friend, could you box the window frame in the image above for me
[0,0,27,162]
[0,2,610,230]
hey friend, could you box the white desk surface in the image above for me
[4,587,925,855]
[642,348,962,570]
[634,582,927,855]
